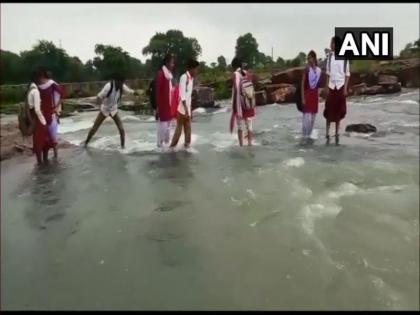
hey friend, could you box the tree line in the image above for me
[1,30,312,85]
[2,30,418,86]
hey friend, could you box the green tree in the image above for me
[217,55,227,69]
[400,39,420,58]
[257,53,273,68]
[82,60,99,81]
[235,33,260,67]
[142,30,202,76]
[19,40,70,82]
[296,52,307,65]
[63,56,85,82]
[93,44,131,80]
[0,50,24,84]
[276,57,286,69]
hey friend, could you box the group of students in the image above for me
[299,36,350,145]
[24,36,350,165]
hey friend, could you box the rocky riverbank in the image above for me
[0,119,74,161]
[253,57,420,106]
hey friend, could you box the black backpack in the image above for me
[295,67,310,113]
[147,78,156,110]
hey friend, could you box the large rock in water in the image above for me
[255,90,267,106]
[378,58,420,87]
[345,123,377,133]
[271,67,304,85]
[192,86,215,108]
[267,84,296,104]
[380,82,402,94]
[378,74,399,84]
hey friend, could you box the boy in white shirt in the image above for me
[324,36,351,145]
[170,59,200,149]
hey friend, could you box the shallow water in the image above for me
[1,89,419,310]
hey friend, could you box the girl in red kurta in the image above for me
[155,54,176,148]
[300,50,321,144]
[38,77,63,159]
[30,68,63,163]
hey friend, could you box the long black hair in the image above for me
[162,53,175,68]
[26,67,48,96]
[307,50,318,66]
[331,36,342,50]
[231,57,246,76]
[112,72,125,92]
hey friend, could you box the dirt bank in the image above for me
[0,118,74,161]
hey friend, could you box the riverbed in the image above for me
[1,89,419,310]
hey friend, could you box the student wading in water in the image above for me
[324,36,350,145]
[84,73,137,149]
[230,57,256,146]
[26,67,63,164]
[170,59,200,150]
[300,50,321,144]
[155,54,176,148]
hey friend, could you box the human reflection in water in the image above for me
[142,152,198,268]
[84,149,130,213]
[148,151,195,189]
[25,161,73,230]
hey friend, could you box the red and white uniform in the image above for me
[33,80,63,154]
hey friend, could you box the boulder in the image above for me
[364,85,385,95]
[345,123,377,133]
[265,83,294,94]
[351,83,368,96]
[380,82,402,94]
[192,86,215,108]
[255,79,271,91]
[399,67,420,87]
[271,67,305,85]
[268,84,296,104]
[378,58,420,87]
[378,74,399,85]
[255,90,267,106]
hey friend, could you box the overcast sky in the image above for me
[1,3,419,64]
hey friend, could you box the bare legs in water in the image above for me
[84,112,125,149]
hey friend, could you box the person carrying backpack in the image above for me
[84,72,137,149]
[170,59,199,150]
[37,71,63,160]
[300,50,321,144]
[324,36,350,146]
[230,57,256,146]
[21,68,53,165]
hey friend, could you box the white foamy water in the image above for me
[2,90,419,310]
[285,157,305,168]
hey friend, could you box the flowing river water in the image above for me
[1,89,419,310]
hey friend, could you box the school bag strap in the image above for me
[327,52,332,74]
[186,74,190,94]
